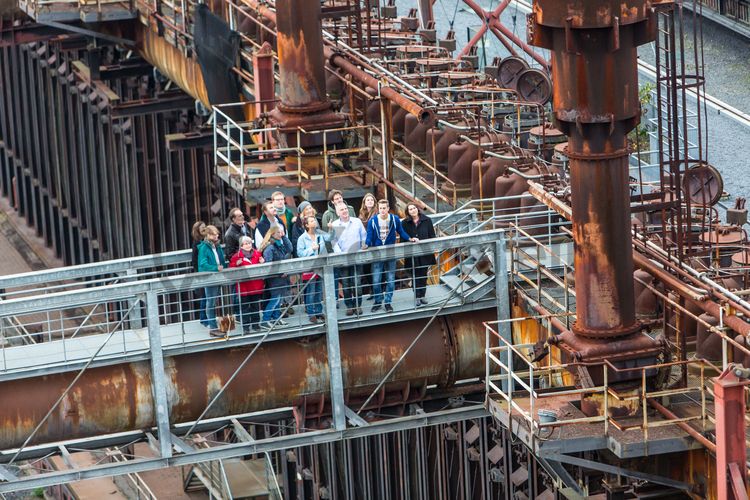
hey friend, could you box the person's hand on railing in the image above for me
[410,237,419,242]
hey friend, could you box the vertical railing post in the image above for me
[145,291,173,458]
[322,265,346,431]
[124,269,143,329]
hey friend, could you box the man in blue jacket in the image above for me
[365,199,418,312]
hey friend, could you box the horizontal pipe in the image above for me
[0,311,492,450]
[326,49,434,125]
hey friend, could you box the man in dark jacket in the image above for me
[321,189,355,229]
[255,201,288,249]
[365,199,417,312]
[224,207,255,258]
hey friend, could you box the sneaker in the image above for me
[356,307,363,316]
[385,304,393,313]
[371,303,382,313]
[261,321,274,330]
[346,308,355,316]
[419,298,429,305]
[316,315,326,322]
[309,316,319,324]
[209,329,224,338]
[276,318,289,326]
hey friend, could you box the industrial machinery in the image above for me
[0,0,749,497]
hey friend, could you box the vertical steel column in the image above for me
[529,0,655,340]
[714,366,749,500]
[323,265,346,431]
[269,0,342,141]
[145,291,173,458]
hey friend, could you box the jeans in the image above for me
[263,289,284,322]
[204,286,220,328]
[303,277,323,316]
[337,265,361,308]
[238,294,261,330]
[195,288,207,324]
[372,259,396,304]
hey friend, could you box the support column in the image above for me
[715,366,749,500]
[322,266,346,431]
[145,291,173,458]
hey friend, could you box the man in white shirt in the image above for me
[255,201,286,249]
[330,203,367,315]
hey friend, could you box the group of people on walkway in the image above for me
[191,189,436,337]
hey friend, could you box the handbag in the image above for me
[216,285,236,334]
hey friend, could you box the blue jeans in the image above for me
[263,290,284,322]
[372,259,396,304]
[204,286,220,328]
[197,291,207,324]
[304,277,323,316]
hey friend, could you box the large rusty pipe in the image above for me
[273,0,328,112]
[326,48,434,125]
[0,311,490,450]
[530,0,654,339]
[240,0,433,124]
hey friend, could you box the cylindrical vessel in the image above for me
[0,311,491,449]
[274,0,329,111]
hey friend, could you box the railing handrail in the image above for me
[0,230,505,317]
[485,321,708,439]
[0,250,190,290]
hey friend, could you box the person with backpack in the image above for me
[365,199,418,313]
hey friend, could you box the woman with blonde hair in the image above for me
[191,221,207,325]
[260,224,293,329]
[197,224,226,337]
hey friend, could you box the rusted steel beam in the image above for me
[110,92,196,117]
[713,366,750,499]
[0,311,491,450]
[529,0,655,340]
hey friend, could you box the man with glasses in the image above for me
[225,207,255,258]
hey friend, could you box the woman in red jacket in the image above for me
[230,236,265,333]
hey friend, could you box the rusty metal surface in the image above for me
[131,22,211,107]
[0,312,487,449]
[530,0,655,341]
[273,0,328,111]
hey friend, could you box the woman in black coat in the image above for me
[401,203,436,305]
